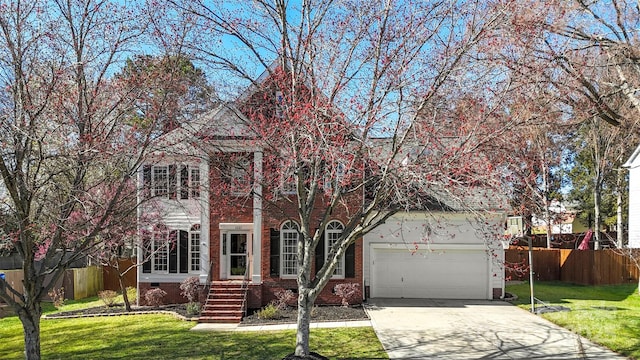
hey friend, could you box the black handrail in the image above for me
[203,259,215,302]
[240,261,250,317]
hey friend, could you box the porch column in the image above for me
[252,150,263,284]
[199,159,210,285]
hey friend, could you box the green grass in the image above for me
[0,297,387,360]
[507,281,640,359]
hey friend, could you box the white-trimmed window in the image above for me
[281,220,300,277]
[190,168,201,198]
[152,166,169,197]
[143,225,201,274]
[152,228,169,272]
[230,157,252,195]
[275,90,284,118]
[144,164,200,200]
[190,224,201,271]
[325,220,345,278]
[282,173,297,194]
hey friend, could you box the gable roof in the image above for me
[368,138,508,213]
[623,143,640,169]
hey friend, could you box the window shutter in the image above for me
[270,228,280,277]
[142,235,151,273]
[345,242,355,278]
[315,230,324,276]
[179,230,189,273]
[143,165,151,199]
[169,230,178,273]
[180,165,189,200]
[168,165,177,199]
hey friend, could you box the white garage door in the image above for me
[371,248,489,299]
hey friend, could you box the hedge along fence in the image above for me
[0,266,103,302]
[506,248,640,285]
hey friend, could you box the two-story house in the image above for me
[137,67,507,323]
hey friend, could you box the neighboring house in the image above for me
[624,145,640,248]
[531,200,588,235]
[136,68,507,322]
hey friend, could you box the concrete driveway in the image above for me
[366,299,626,359]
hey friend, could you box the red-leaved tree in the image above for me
[0,1,192,358]
[166,0,526,356]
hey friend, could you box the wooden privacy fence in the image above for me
[102,259,137,291]
[0,266,103,301]
[506,248,640,285]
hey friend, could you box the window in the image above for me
[230,157,251,195]
[281,220,300,277]
[152,228,169,272]
[275,91,284,118]
[190,224,201,271]
[143,224,201,274]
[325,220,345,278]
[282,173,296,194]
[144,164,199,200]
[191,168,200,198]
[153,166,169,197]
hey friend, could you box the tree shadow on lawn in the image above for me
[43,324,293,359]
[40,316,385,360]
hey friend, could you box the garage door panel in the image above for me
[371,248,488,299]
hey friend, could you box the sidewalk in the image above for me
[190,320,371,332]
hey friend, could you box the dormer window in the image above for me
[275,91,284,118]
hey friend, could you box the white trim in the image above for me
[252,151,263,284]
[369,243,486,251]
[325,220,345,279]
[219,223,254,231]
[219,223,254,280]
[199,160,210,284]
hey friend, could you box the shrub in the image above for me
[47,287,65,309]
[256,303,280,320]
[334,283,361,307]
[273,289,295,310]
[98,290,118,307]
[179,276,200,303]
[186,302,201,316]
[144,288,167,307]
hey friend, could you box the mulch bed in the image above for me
[241,305,368,326]
[44,303,369,326]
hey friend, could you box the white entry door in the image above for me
[228,233,248,279]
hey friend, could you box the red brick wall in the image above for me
[206,150,365,309]
[139,282,187,305]
[208,152,254,281]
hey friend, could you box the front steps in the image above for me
[199,281,246,324]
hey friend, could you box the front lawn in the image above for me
[0,297,387,359]
[507,281,640,359]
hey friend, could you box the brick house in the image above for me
[136,68,506,323]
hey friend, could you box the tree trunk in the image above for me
[18,304,42,360]
[295,288,314,357]
[118,274,132,312]
[617,170,624,248]
[594,186,601,250]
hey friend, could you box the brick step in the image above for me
[199,281,248,324]
[198,316,242,324]
[209,287,244,294]
[203,303,243,311]
[207,296,244,304]
[207,295,244,302]
[201,309,243,317]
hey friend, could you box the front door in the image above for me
[228,233,248,278]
